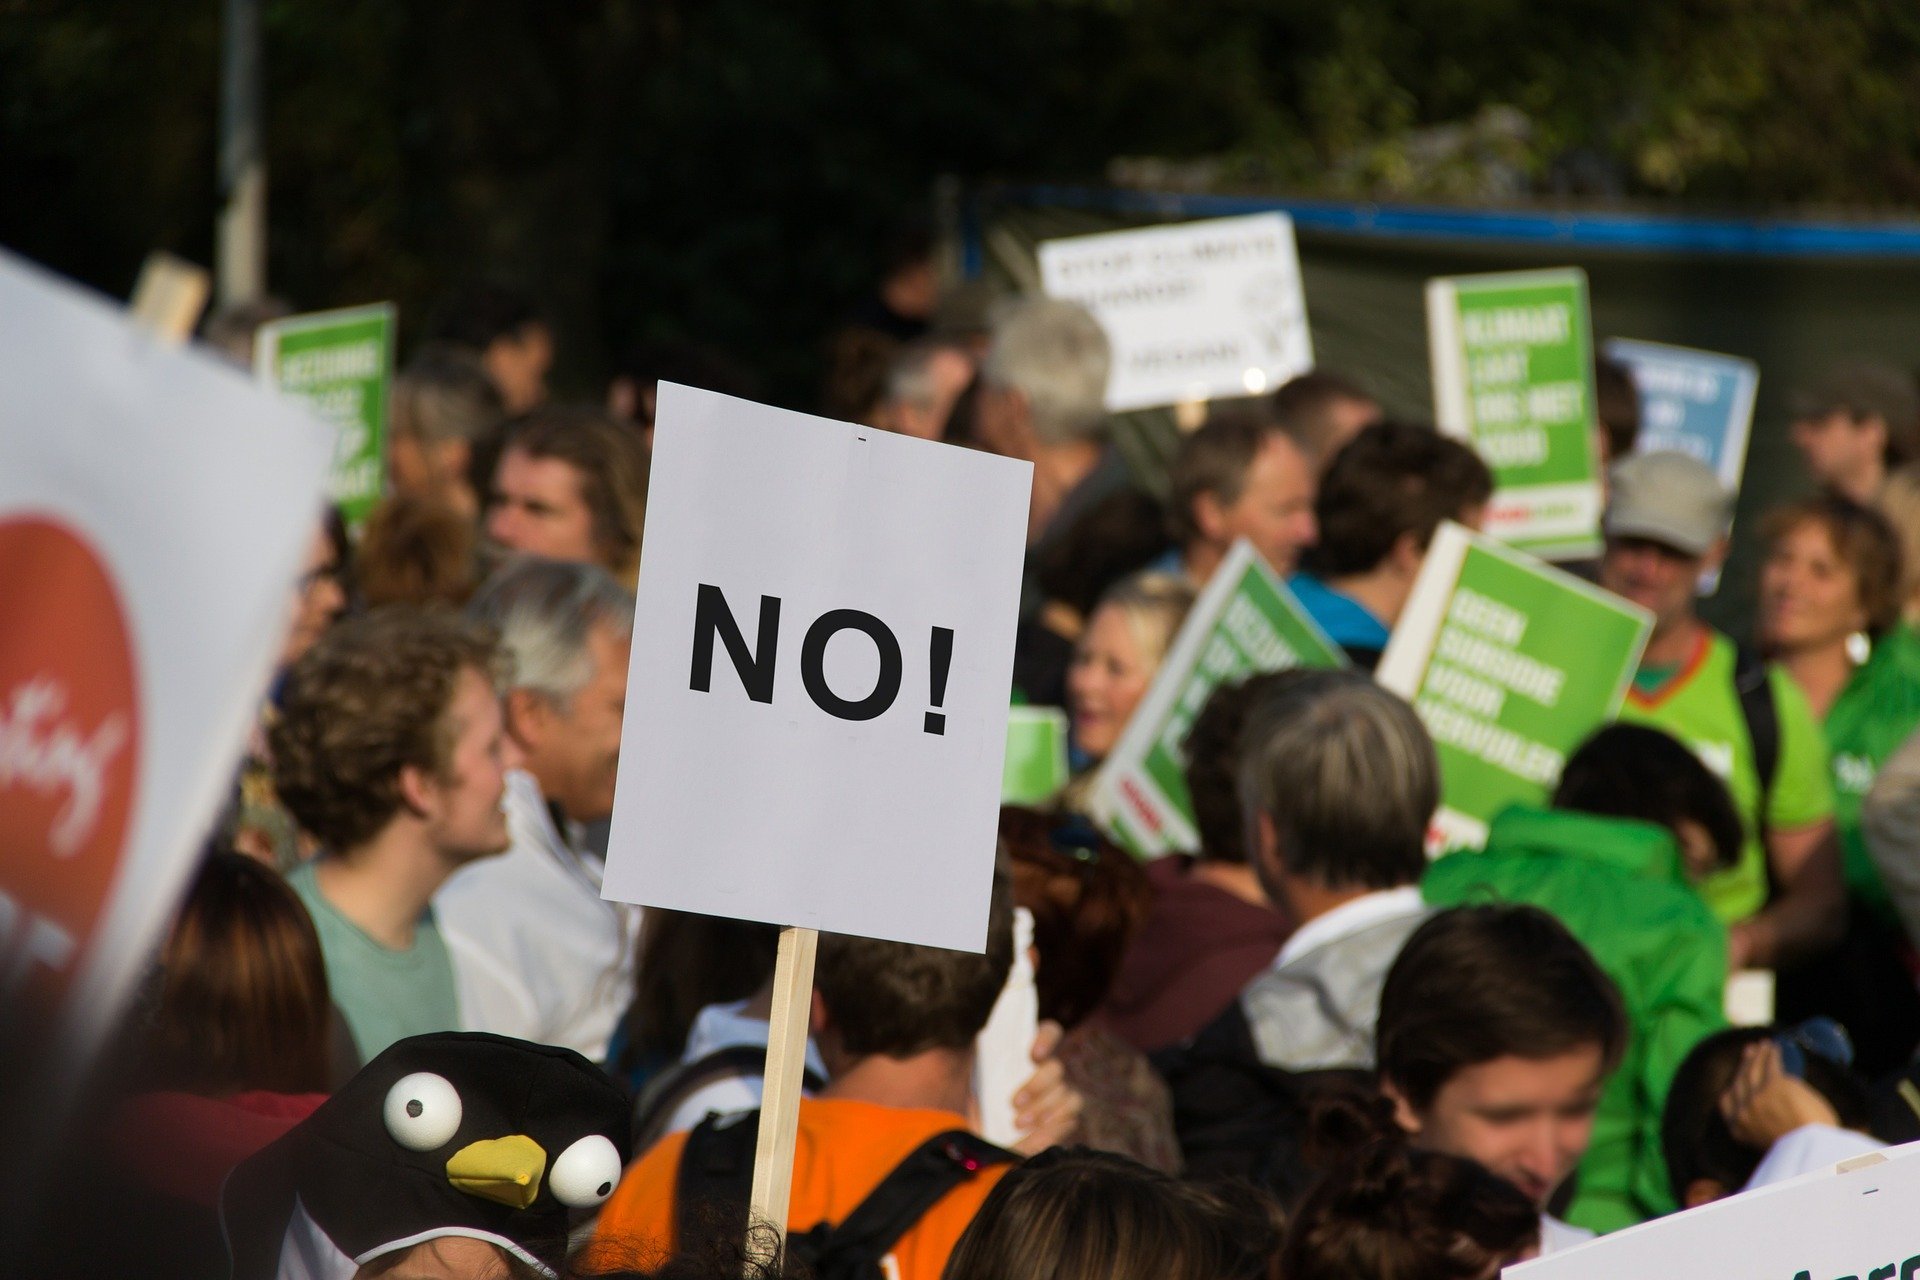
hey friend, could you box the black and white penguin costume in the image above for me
[221,1032,631,1280]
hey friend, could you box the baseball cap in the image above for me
[1605,451,1733,557]
[1789,362,1920,438]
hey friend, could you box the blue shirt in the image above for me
[1287,572,1390,651]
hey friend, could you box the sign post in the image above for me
[602,383,1030,1263]
[1377,522,1651,851]
[1039,213,1313,412]
[256,303,396,530]
[1428,268,1601,561]
[1090,540,1346,856]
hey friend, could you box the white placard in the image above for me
[1508,1140,1920,1280]
[602,383,1031,952]
[0,249,336,1076]
[1039,213,1313,413]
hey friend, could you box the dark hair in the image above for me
[1182,670,1309,865]
[1237,670,1437,893]
[1593,356,1641,460]
[1167,410,1288,546]
[814,872,1014,1057]
[1272,369,1377,463]
[1554,723,1744,872]
[943,1147,1281,1280]
[1662,1026,1872,1204]
[1761,493,1906,639]
[356,494,480,609]
[998,808,1151,1028]
[270,608,501,851]
[136,851,332,1095]
[620,911,783,1067]
[1305,422,1493,578]
[1032,488,1170,622]
[1279,1139,1538,1280]
[497,405,652,582]
[429,280,544,351]
[1377,905,1628,1112]
[610,340,758,428]
[821,326,900,423]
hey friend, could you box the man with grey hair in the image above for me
[974,297,1128,549]
[435,556,642,1060]
[875,336,974,441]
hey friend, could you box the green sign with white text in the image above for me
[256,303,395,529]
[1090,540,1346,857]
[1427,269,1601,560]
[1378,522,1650,851]
[1003,706,1070,806]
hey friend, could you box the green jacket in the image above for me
[1826,624,1920,920]
[1423,806,1728,1234]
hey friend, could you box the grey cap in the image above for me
[1605,451,1734,557]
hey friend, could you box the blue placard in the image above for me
[1604,338,1759,491]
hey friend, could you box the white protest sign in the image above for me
[1039,213,1313,413]
[0,249,335,1099]
[1508,1140,1920,1280]
[602,383,1031,952]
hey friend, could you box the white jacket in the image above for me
[436,770,642,1061]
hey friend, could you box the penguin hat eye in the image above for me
[547,1134,623,1207]
[382,1072,464,1151]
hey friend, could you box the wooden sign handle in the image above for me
[746,925,819,1269]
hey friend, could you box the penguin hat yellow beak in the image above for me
[445,1135,549,1209]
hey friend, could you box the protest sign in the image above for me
[1003,706,1070,805]
[1428,268,1602,560]
[0,250,335,1199]
[1089,540,1345,857]
[1508,1139,1920,1280]
[1377,522,1650,851]
[603,381,1030,950]
[256,303,396,528]
[1039,213,1313,413]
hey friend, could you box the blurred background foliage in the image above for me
[4,0,1920,403]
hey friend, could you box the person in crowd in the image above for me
[848,219,941,343]
[269,608,518,1062]
[1161,672,1435,1193]
[1663,1025,1877,1207]
[973,298,1121,553]
[820,325,900,425]
[105,851,340,1279]
[223,509,351,868]
[941,1147,1281,1280]
[435,558,643,1063]
[200,296,292,368]
[616,912,786,1095]
[874,336,975,441]
[1279,1138,1540,1280]
[1376,904,1628,1253]
[606,339,758,448]
[1875,463,1920,624]
[429,280,554,414]
[389,343,506,521]
[1424,724,1738,1230]
[356,493,481,609]
[1788,361,1920,505]
[1063,571,1196,774]
[1012,488,1168,708]
[486,404,651,587]
[1271,369,1382,472]
[1100,674,1291,1054]
[1291,422,1494,669]
[1592,354,1641,469]
[1161,408,1318,586]
[999,807,1179,1172]
[1756,494,1920,1071]
[593,878,1033,1280]
[1602,450,1845,973]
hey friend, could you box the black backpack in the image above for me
[631,1044,826,1154]
[673,1107,1017,1280]
[1733,644,1781,852]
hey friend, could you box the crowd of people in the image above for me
[41,238,1920,1280]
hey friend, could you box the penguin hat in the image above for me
[222,1032,631,1280]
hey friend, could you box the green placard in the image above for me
[1427,268,1601,560]
[1003,706,1070,805]
[255,303,396,529]
[1090,540,1347,856]
[1378,522,1651,850]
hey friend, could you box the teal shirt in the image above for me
[1424,806,1729,1234]
[1825,624,1920,919]
[288,858,462,1064]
